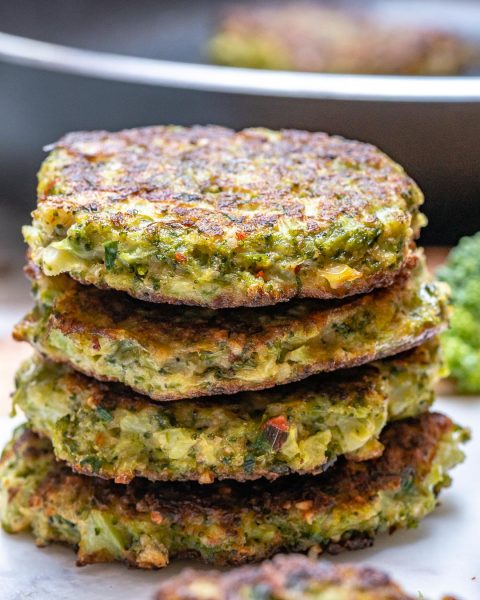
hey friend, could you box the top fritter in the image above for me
[25,126,424,308]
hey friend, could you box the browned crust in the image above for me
[42,126,420,225]
[155,554,415,599]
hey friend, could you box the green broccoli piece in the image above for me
[438,232,480,393]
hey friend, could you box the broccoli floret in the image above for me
[438,232,480,393]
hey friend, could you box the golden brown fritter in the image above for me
[14,252,448,401]
[25,126,424,308]
[13,341,440,483]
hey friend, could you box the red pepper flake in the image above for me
[175,252,187,263]
[236,231,246,240]
[256,270,265,279]
[294,265,302,274]
[260,415,289,451]
[262,415,289,432]
[91,337,101,351]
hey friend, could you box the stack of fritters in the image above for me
[0,126,467,568]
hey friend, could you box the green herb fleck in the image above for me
[104,241,118,270]
[96,407,113,422]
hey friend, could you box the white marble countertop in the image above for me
[0,395,478,600]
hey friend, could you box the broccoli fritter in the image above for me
[155,554,418,600]
[13,341,440,484]
[0,414,467,568]
[14,252,448,401]
[438,232,480,393]
[210,3,473,75]
[24,126,425,308]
